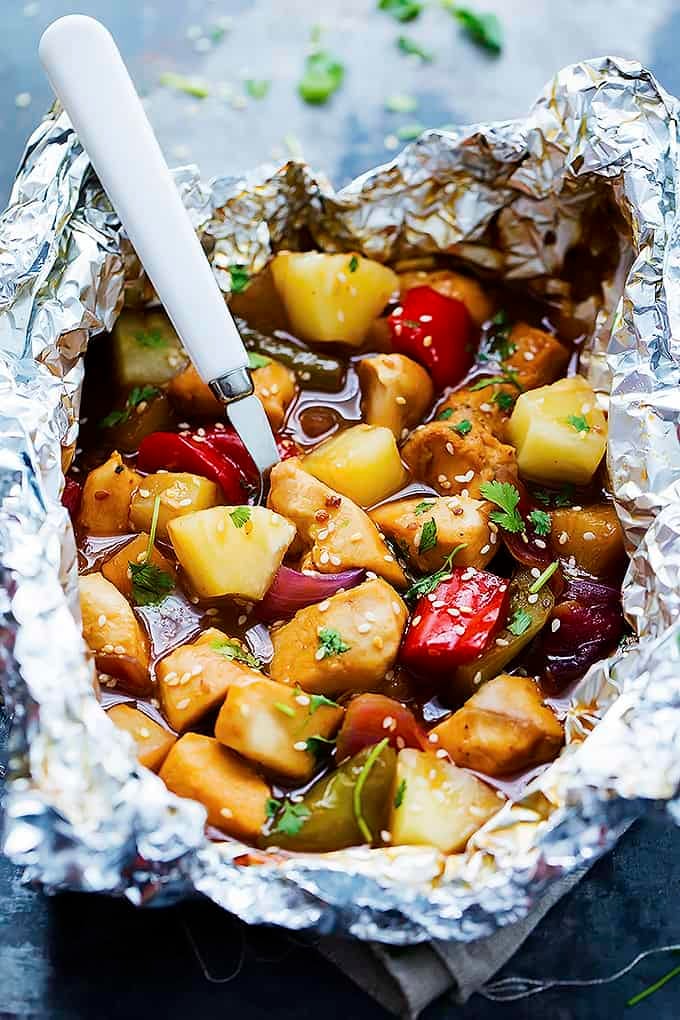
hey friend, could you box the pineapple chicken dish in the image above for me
[67,252,626,855]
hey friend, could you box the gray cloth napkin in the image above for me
[318,865,589,1017]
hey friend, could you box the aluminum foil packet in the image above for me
[2,55,680,943]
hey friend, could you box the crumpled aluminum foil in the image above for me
[3,56,680,943]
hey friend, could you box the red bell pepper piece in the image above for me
[388,286,473,390]
[61,476,82,520]
[136,431,248,502]
[335,693,427,761]
[400,567,510,675]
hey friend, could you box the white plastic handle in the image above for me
[39,15,246,384]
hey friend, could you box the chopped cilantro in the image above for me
[212,638,260,669]
[528,509,551,536]
[134,328,167,349]
[159,72,209,98]
[378,0,423,21]
[348,254,359,272]
[437,408,454,420]
[265,797,281,819]
[248,351,272,370]
[271,801,311,837]
[627,961,680,1008]
[469,370,522,392]
[418,517,438,554]
[567,414,590,433]
[528,560,559,595]
[396,35,434,61]
[492,391,515,411]
[304,734,337,757]
[445,5,503,53]
[274,701,296,718]
[414,499,436,516]
[353,738,390,843]
[229,506,251,528]
[507,609,532,637]
[244,79,270,99]
[404,543,467,604]
[308,693,340,714]
[394,778,407,809]
[129,495,174,606]
[532,485,574,508]
[99,385,159,429]
[298,51,345,104]
[385,93,418,114]
[396,123,426,141]
[451,418,472,435]
[479,480,524,533]
[228,265,250,294]
[317,627,351,659]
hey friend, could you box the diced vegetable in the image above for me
[107,703,176,771]
[399,269,493,326]
[168,505,295,601]
[499,322,569,392]
[270,251,398,346]
[260,742,396,851]
[62,476,82,520]
[129,472,221,541]
[451,568,554,699]
[267,458,407,588]
[78,451,142,535]
[215,676,344,781]
[388,286,472,390]
[102,532,175,601]
[551,503,624,578]
[258,565,365,622]
[112,309,188,388]
[302,424,407,508]
[99,390,174,454]
[335,693,426,761]
[357,353,434,437]
[136,431,250,503]
[252,358,297,431]
[401,420,518,498]
[388,749,502,852]
[157,627,262,732]
[370,494,495,573]
[400,567,510,677]
[236,316,346,391]
[166,364,223,417]
[507,377,607,485]
[270,578,408,696]
[79,572,150,693]
[160,733,270,840]
[432,675,564,776]
[529,595,624,695]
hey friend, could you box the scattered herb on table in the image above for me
[479,480,524,533]
[378,0,423,22]
[244,78,270,99]
[248,351,272,370]
[274,701,296,718]
[396,35,434,61]
[437,408,454,421]
[627,960,680,1007]
[414,499,436,516]
[397,123,426,141]
[309,693,341,714]
[348,254,359,272]
[385,93,418,114]
[444,5,503,54]
[469,369,522,392]
[265,797,281,819]
[159,72,209,98]
[305,734,337,757]
[492,390,515,411]
[298,51,345,104]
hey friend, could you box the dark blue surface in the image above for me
[2,2,680,1017]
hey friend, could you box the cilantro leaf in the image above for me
[212,638,260,668]
[229,506,251,528]
[469,370,521,392]
[265,797,281,819]
[446,5,503,53]
[244,79,270,99]
[396,35,434,61]
[413,499,436,516]
[479,480,524,533]
[305,734,337,758]
[507,609,532,637]
[129,561,174,606]
[378,0,423,22]
[316,627,351,659]
[248,351,272,370]
[271,801,311,837]
[394,778,407,809]
[134,328,167,349]
[528,509,551,536]
[492,391,515,411]
[451,418,472,435]
[298,51,345,104]
[228,265,250,294]
[353,739,390,843]
[348,254,359,272]
[309,693,341,714]
[437,408,454,420]
[99,385,159,429]
[418,518,438,554]
[404,543,467,604]
[567,414,590,433]
[396,123,426,141]
[532,485,574,508]
[98,408,128,429]
[385,93,418,114]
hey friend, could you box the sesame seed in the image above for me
[373,635,384,650]
[101,643,114,653]
[180,672,192,685]
[296,694,311,706]
[454,470,475,484]
[113,644,126,655]
[337,309,345,322]
[237,614,248,625]
[314,648,326,661]
[490,532,497,544]
[412,614,422,626]
[139,488,151,498]
[191,665,204,676]
[473,671,482,685]
[392,601,402,615]
[384,554,395,563]
[551,618,561,632]
[523,351,535,361]
[441,481,452,490]
[437,474,448,484]
[206,607,219,617]
[582,531,596,541]
[358,622,371,634]
[380,830,392,843]
[458,605,474,614]
[535,539,547,549]
[318,599,331,612]
[393,306,404,316]
[396,736,405,749]
[220,807,233,819]
[366,612,377,622]
[495,637,510,646]
[527,593,539,605]
[317,528,329,540]
[558,531,569,545]
[420,314,433,323]
[480,402,493,413]
[530,567,541,578]
[139,727,150,739]
[294,740,307,751]
[319,550,330,565]
[367,571,378,580]
[136,551,146,563]
[422,335,433,348]
[176,698,191,710]
[435,748,448,759]
[382,715,395,730]
[429,769,438,780]
[480,544,490,555]
[428,732,440,743]
[179,497,192,507]
[395,396,407,405]
[445,441,455,456]
[572,505,583,512]
[330,554,342,566]
[97,614,107,627]
[447,607,460,617]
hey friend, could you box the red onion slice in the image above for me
[258,565,365,620]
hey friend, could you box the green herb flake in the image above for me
[446,5,503,54]
[507,609,532,637]
[567,414,591,433]
[353,738,390,843]
[271,801,311,837]
[396,123,426,141]
[244,78,270,99]
[274,701,296,718]
[479,480,524,534]
[378,0,423,22]
[304,733,337,757]
[492,391,515,411]
[298,51,345,104]
[317,627,351,659]
[528,560,559,595]
[396,35,434,61]
[248,351,272,370]
[309,693,341,714]
[404,543,467,604]
[528,509,552,536]
[348,254,359,273]
[414,499,436,516]
[159,72,209,98]
[437,408,454,421]
[130,496,174,606]
[211,639,261,669]
[451,418,472,436]
[99,384,159,429]
[229,506,252,529]
[134,328,167,349]
[228,265,250,294]
[532,485,574,508]
[627,961,680,1008]
[385,93,418,114]
[394,778,407,809]
[469,370,522,392]
[265,796,281,819]
[418,517,438,554]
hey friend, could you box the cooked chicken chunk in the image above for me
[79,572,150,693]
[401,420,518,498]
[398,269,494,326]
[357,353,434,438]
[435,385,511,442]
[432,674,564,776]
[252,359,297,431]
[370,495,495,573]
[267,458,406,588]
[166,364,223,417]
[78,451,142,536]
[550,504,625,578]
[269,578,408,696]
[503,322,570,392]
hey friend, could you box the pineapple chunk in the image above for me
[270,251,398,346]
[102,532,175,601]
[389,749,502,853]
[167,505,296,600]
[157,628,261,732]
[129,472,221,541]
[303,425,407,508]
[107,703,176,771]
[79,452,142,536]
[79,572,150,693]
[159,733,270,840]
[507,377,607,485]
[215,676,343,781]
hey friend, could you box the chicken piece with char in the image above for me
[401,420,518,498]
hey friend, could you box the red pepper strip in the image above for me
[136,432,247,503]
[335,693,428,762]
[388,285,473,390]
[400,567,510,675]
[61,476,82,520]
